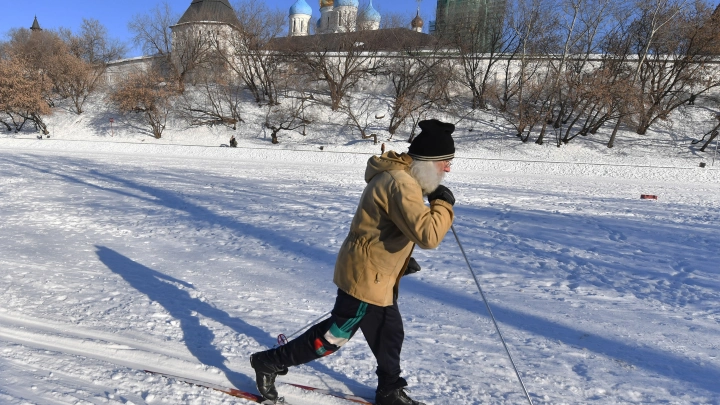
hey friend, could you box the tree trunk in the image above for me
[607,118,621,148]
[700,131,718,152]
[15,117,27,132]
[535,121,547,145]
[329,83,342,111]
[636,116,650,135]
[147,112,163,139]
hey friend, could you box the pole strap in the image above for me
[451,224,534,405]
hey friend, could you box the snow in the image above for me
[0,95,719,405]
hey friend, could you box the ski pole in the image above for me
[275,311,331,347]
[451,224,534,405]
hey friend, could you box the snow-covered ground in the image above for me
[1,98,719,405]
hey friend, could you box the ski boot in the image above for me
[250,352,288,404]
[375,387,426,405]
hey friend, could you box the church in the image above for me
[267,0,433,53]
[288,0,383,36]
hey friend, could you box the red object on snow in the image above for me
[640,194,658,200]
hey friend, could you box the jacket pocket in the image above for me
[367,242,404,276]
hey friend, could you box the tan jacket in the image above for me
[333,152,454,306]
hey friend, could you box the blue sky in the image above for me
[2,0,431,57]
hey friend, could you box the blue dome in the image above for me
[289,0,312,16]
[363,1,381,22]
[335,0,359,7]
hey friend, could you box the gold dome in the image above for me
[320,0,333,7]
[411,13,424,28]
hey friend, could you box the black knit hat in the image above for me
[407,119,455,161]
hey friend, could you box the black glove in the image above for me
[427,185,455,206]
[404,257,421,276]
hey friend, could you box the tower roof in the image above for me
[363,0,381,22]
[335,0,359,7]
[30,16,42,31]
[176,0,239,26]
[290,0,313,16]
[411,11,424,28]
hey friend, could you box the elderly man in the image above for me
[251,119,456,405]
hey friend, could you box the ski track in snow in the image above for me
[0,144,719,405]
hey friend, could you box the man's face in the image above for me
[410,160,449,195]
[434,160,452,176]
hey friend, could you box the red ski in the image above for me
[144,369,267,403]
[144,369,374,404]
[284,382,373,404]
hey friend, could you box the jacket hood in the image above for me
[365,151,412,183]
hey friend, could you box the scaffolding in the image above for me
[433,0,506,51]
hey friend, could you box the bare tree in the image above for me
[556,61,634,145]
[451,0,515,109]
[179,68,245,129]
[289,33,384,111]
[533,0,616,145]
[495,0,560,141]
[340,91,380,142]
[47,19,127,114]
[6,21,126,116]
[629,0,720,136]
[605,0,686,147]
[385,46,453,138]
[61,18,127,64]
[263,95,307,144]
[693,114,720,152]
[214,0,285,105]
[698,130,718,152]
[129,1,218,92]
[2,28,65,131]
[35,20,125,114]
[262,62,317,144]
[558,18,638,144]
[171,25,221,91]
[5,28,67,108]
[128,2,176,57]
[44,51,97,114]
[109,68,179,138]
[0,56,52,133]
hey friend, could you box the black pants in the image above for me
[261,289,406,392]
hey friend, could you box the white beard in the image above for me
[409,160,445,195]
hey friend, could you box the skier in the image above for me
[230,135,238,148]
[251,119,456,405]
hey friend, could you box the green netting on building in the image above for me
[434,0,506,51]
